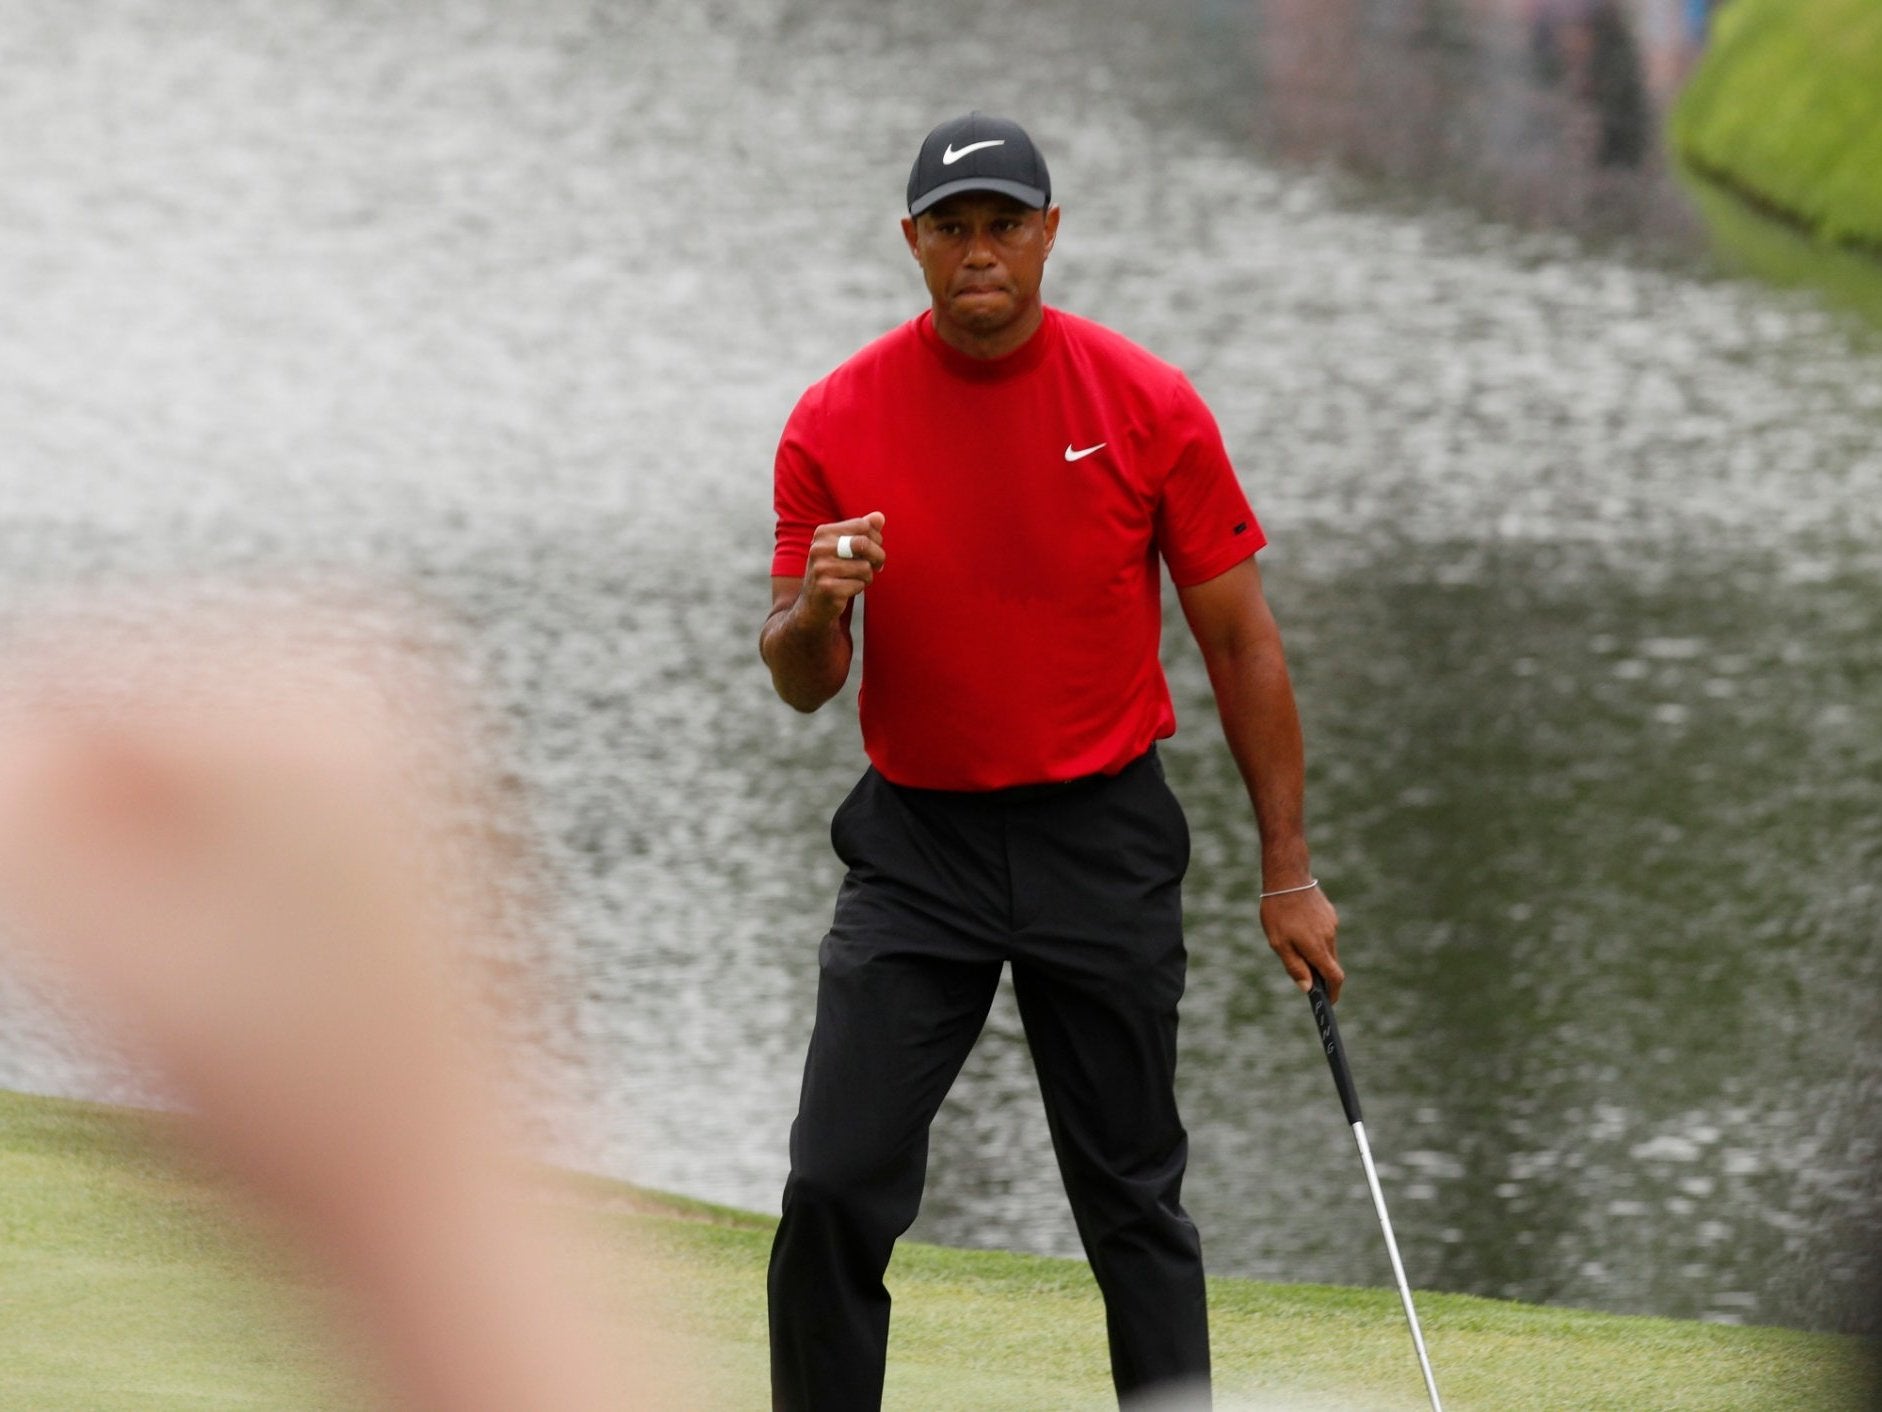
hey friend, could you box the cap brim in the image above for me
[908,177,1049,216]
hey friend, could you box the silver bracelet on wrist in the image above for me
[1260,878,1320,899]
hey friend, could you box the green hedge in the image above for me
[1672,0,1882,253]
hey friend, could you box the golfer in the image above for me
[761,112,1341,1410]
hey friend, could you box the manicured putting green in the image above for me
[0,1088,1869,1410]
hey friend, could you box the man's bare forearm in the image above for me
[761,598,852,713]
[760,514,885,712]
[1177,557,1340,994]
[1200,634,1314,887]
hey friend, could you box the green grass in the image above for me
[1671,0,1882,255]
[1678,163,1882,330]
[1,1087,1872,1410]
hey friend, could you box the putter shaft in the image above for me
[1309,972,1443,1412]
[1351,1118,1443,1412]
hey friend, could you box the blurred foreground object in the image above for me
[0,589,665,1411]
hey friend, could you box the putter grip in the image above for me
[1307,969,1363,1126]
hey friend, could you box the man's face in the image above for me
[901,194,1060,340]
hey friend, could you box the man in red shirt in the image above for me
[761,112,1342,1410]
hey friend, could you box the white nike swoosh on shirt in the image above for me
[1064,443,1107,462]
[942,139,1006,165]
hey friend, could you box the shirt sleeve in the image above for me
[1154,374,1266,588]
[771,389,835,580]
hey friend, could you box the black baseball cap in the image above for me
[906,112,1052,216]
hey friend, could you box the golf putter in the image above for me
[1307,968,1444,1412]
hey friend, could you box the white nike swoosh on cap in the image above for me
[942,139,1006,165]
[1064,443,1107,462]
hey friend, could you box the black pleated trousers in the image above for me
[767,747,1211,1410]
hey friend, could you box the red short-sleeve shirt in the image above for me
[772,307,1263,791]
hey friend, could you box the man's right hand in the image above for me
[761,512,886,713]
[798,512,886,627]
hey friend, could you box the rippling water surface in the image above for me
[2,0,1879,1335]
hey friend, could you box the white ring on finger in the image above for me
[836,535,856,560]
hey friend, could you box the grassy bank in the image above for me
[0,1087,1871,1410]
[1671,0,1882,256]
[1678,164,1882,329]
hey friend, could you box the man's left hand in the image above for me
[1261,885,1342,1002]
